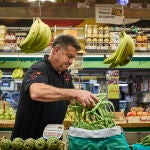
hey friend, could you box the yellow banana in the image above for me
[19,68,24,78]
[113,33,135,67]
[103,32,125,64]
[19,17,40,53]
[119,35,135,66]
[108,31,135,68]
[30,19,51,52]
[12,68,18,79]
[36,23,51,51]
[16,68,22,78]
[0,69,3,79]
[12,68,22,79]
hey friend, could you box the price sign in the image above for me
[107,70,120,99]
[43,124,64,139]
[95,4,123,25]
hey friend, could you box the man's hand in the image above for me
[75,90,99,107]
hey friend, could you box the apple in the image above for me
[0,115,4,120]
[11,115,16,120]
[4,114,10,120]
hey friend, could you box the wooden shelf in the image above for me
[0,7,150,20]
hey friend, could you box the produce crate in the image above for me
[0,101,10,109]
[112,111,125,120]
[63,120,73,130]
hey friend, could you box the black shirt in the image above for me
[11,55,74,140]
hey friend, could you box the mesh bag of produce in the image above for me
[68,126,130,150]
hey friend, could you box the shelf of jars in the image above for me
[84,24,150,55]
[0,24,150,57]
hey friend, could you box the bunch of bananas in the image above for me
[0,69,3,79]
[19,17,51,53]
[12,68,24,79]
[103,31,135,68]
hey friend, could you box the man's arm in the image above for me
[29,83,98,107]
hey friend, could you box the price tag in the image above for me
[43,124,64,139]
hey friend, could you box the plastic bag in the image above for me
[68,126,130,150]
[132,144,150,150]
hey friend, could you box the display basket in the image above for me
[68,126,130,150]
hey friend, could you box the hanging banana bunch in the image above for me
[12,68,24,79]
[0,69,3,79]
[103,31,135,68]
[19,17,51,53]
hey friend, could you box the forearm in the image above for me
[30,83,77,102]
[30,83,99,107]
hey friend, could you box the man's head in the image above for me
[52,34,81,51]
[49,35,81,73]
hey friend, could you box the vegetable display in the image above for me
[69,93,116,130]
[139,135,150,146]
[0,136,61,150]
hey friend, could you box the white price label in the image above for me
[43,124,64,139]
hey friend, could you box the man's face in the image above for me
[54,45,77,72]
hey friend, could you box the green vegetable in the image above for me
[139,135,150,146]
[69,93,116,130]
[23,138,35,150]
[46,136,60,150]
[0,138,12,150]
[35,137,46,150]
[12,137,24,150]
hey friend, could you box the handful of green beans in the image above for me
[68,93,116,130]
[139,135,150,146]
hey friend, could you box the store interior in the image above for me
[0,0,150,148]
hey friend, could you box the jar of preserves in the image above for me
[103,38,110,46]
[92,38,98,49]
[97,38,103,49]
[85,38,92,49]
[93,25,98,34]
[86,25,93,38]
[142,35,147,42]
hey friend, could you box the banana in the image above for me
[103,32,125,64]
[19,68,24,78]
[119,35,135,66]
[12,68,23,79]
[0,69,3,79]
[113,32,135,67]
[30,19,51,52]
[19,17,40,53]
[12,68,18,79]
[104,31,135,68]
[35,23,51,52]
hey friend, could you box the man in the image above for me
[11,34,98,140]
[0,89,2,100]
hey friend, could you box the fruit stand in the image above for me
[0,115,150,149]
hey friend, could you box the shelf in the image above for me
[0,7,150,20]
[84,49,150,56]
